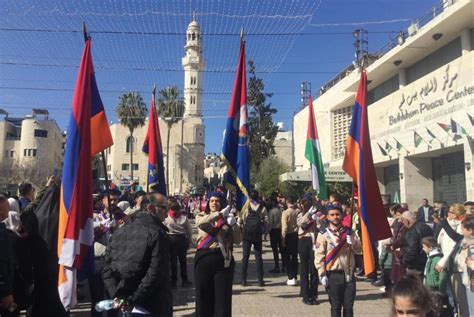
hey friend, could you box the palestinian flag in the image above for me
[438,122,451,132]
[385,141,393,152]
[426,128,437,143]
[451,119,467,135]
[468,113,474,127]
[377,143,388,156]
[305,96,327,200]
[414,131,423,147]
[394,138,403,151]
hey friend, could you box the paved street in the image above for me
[172,238,392,317]
[68,222,392,317]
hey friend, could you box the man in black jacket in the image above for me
[102,194,172,317]
[400,211,433,276]
[416,199,435,224]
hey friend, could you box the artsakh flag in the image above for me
[342,68,392,276]
[304,96,327,200]
[58,33,113,310]
[221,37,250,214]
[451,119,467,135]
[142,87,167,195]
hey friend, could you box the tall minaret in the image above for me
[182,13,205,117]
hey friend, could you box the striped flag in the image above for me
[438,122,451,132]
[468,113,474,127]
[394,138,403,151]
[414,131,424,147]
[451,119,467,135]
[305,96,327,200]
[221,36,250,214]
[377,143,388,156]
[426,127,437,143]
[142,86,167,195]
[58,31,113,310]
[342,68,392,276]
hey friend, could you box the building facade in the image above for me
[273,122,293,168]
[293,0,473,208]
[107,18,205,194]
[0,109,63,191]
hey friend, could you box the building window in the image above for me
[192,33,196,40]
[34,129,48,138]
[132,164,139,171]
[10,150,14,158]
[24,149,27,157]
[122,164,129,171]
[107,165,111,172]
[332,106,353,160]
[32,149,37,157]
[126,136,135,153]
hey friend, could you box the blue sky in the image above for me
[0,0,439,154]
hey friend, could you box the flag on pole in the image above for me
[342,68,392,276]
[426,127,437,143]
[414,131,424,147]
[393,137,403,151]
[451,119,467,135]
[468,113,474,127]
[437,122,451,132]
[393,191,401,204]
[58,31,113,310]
[385,141,393,152]
[305,96,328,200]
[142,87,167,195]
[221,35,250,214]
[377,143,388,156]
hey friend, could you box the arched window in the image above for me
[192,33,196,40]
[126,136,135,153]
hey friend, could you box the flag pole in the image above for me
[83,22,113,218]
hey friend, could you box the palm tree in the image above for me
[116,92,148,181]
[157,86,184,194]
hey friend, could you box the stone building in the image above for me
[273,122,293,168]
[292,0,474,207]
[107,17,205,194]
[0,109,63,191]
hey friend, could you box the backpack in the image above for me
[243,205,264,242]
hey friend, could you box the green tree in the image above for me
[247,60,279,177]
[253,156,289,198]
[116,92,148,181]
[157,86,184,194]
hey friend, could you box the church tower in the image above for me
[177,14,205,194]
[182,13,205,117]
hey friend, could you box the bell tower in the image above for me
[182,13,205,117]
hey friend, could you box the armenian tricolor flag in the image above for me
[342,68,391,276]
[221,37,250,214]
[57,31,113,310]
[142,87,167,195]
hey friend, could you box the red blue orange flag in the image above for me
[342,69,391,276]
[57,33,113,310]
[142,87,167,195]
[221,37,250,214]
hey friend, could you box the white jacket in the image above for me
[437,219,462,269]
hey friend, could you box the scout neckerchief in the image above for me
[324,225,348,271]
[197,217,225,250]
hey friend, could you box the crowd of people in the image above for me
[1,176,474,317]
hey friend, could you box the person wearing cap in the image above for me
[314,205,361,317]
[399,211,433,277]
[194,191,241,317]
[297,193,321,305]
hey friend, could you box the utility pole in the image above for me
[353,29,368,69]
[300,81,312,110]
